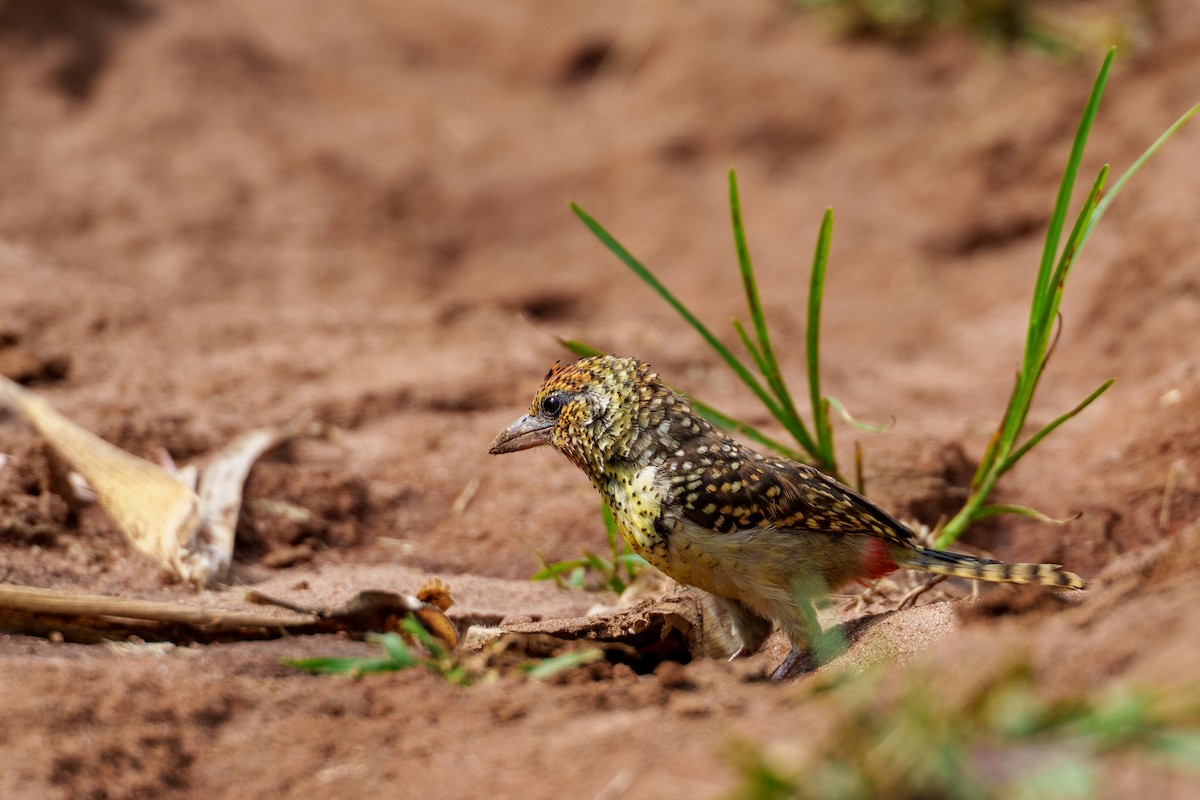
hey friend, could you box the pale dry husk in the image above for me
[0,375,321,588]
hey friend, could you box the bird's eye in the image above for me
[541,393,564,417]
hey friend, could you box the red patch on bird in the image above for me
[861,537,899,582]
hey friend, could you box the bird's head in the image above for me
[489,355,675,478]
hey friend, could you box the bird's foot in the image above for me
[769,646,816,681]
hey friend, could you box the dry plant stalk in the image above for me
[0,375,320,588]
[0,581,457,646]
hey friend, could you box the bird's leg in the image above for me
[711,595,773,661]
[769,645,815,680]
[770,590,829,681]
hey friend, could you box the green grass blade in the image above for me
[601,502,644,584]
[853,440,865,494]
[971,504,1080,524]
[732,317,770,376]
[825,396,891,433]
[1031,47,1113,326]
[1044,167,1109,326]
[570,203,748,366]
[530,558,591,581]
[527,543,566,588]
[398,618,445,656]
[972,368,1021,489]
[817,397,835,473]
[1084,101,1200,244]
[729,170,770,357]
[602,502,618,549]
[688,396,810,462]
[807,209,834,459]
[521,648,605,680]
[970,430,1003,491]
[1000,378,1114,476]
[616,553,648,569]
[344,659,408,675]
[567,566,587,588]
[584,552,614,575]
[571,202,799,441]
[378,631,420,664]
[559,338,606,358]
[283,656,350,673]
[729,170,807,437]
[1149,731,1200,766]
[283,656,400,675]
[284,632,419,675]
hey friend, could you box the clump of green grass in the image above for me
[518,647,607,680]
[936,48,1198,546]
[284,614,604,684]
[723,664,1200,800]
[284,615,470,684]
[530,502,647,593]
[565,47,1197,552]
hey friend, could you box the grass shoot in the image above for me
[936,48,1199,546]
[530,501,647,593]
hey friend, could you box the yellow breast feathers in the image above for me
[603,465,669,569]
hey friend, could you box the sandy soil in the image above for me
[2,1,1199,798]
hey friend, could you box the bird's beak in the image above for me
[488,414,553,455]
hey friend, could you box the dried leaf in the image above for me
[189,414,324,586]
[0,376,202,579]
[0,376,324,587]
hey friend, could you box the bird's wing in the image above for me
[670,447,918,548]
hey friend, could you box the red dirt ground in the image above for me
[2,1,1199,797]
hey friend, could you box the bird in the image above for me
[489,355,1085,679]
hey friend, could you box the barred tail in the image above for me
[898,546,1085,590]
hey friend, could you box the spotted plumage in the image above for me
[490,355,1086,678]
